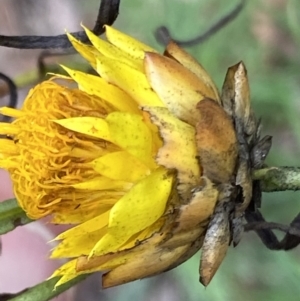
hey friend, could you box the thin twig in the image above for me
[0,0,120,49]
[0,73,18,122]
[244,221,300,236]
[155,0,246,46]
[245,211,300,250]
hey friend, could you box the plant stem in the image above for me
[0,198,32,235]
[253,167,300,192]
[8,275,88,301]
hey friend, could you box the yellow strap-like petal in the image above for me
[90,167,173,256]
[54,117,112,141]
[51,260,85,288]
[92,151,150,183]
[96,55,164,107]
[105,25,158,59]
[0,107,24,118]
[51,260,77,278]
[54,210,110,241]
[61,66,140,114]
[82,25,144,72]
[144,106,201,201]
[66,32,97,69]
[52,203,112,224]
[51,227,107,258]
[106,112,156,168]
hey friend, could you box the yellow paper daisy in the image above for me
[0,25,240,288]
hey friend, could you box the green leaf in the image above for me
[0,198,32,235]
[8,275,88,301]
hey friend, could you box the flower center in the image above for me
[0,81,120,218]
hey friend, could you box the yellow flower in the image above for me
[0,26,242,287]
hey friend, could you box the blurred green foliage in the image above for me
[77,1,300,300]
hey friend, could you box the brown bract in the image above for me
[194,97,239,286]
[195,98,238,184]
[164,41,221,103]
[194,61,270,286]
[200,203,231,286]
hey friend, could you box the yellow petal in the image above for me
[52,260,77,277]
[53,117,112,141]
[82,25,144,72]
[145,52,211,126]
[105,25,158,59]
[90,167,173,256]
[52,260,86,288]
[57,210,110,241]
[51,227,107,258]
[66,32,97,68]
[51,203,112,224]
[106,112,156,168]
[144,106,200,201]
[96,56,163,106]
[61,66,139,114]
[0,107,24,118]
[92,151,150,182]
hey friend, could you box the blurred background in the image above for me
[0,0,300,300]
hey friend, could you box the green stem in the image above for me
[253,166,300,192]
[9,275,89,301]
[0,198,32,235]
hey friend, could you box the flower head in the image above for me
[0,25,242,287]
